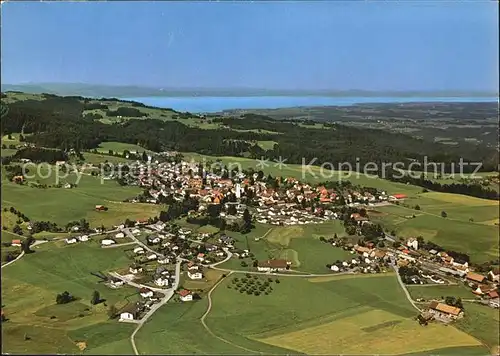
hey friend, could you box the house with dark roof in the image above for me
[257,259,290,272]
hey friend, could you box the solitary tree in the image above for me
[441,211,447,218]
[91,290,101,305]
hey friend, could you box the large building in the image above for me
[428,301,463,320]
[257,259,291,272]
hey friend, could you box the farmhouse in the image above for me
[133,247,145,254]
[489,268,500,283]
[188,271,203,280]
[129,265,143,274]
[95,205,107,211]
[406,238,419,250]
[115,232,125,239]
[65,238,77,244]
[466,272,486,284]
[78,235,89,242]
[101,239,116,246]
[257,259,290,272]
[139,287,154,298]
[11,239,22,247]
[178,289,193,302]
[428,301,463,320]
[119,303,141,321]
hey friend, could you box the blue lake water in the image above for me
[122,96,497,113]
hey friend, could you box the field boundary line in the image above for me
[200,272,263,355]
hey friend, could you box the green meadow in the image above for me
[1,242,138,354]
[370,192,499,263]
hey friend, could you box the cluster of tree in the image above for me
[3,164,28,181]
[91,290,102,305]
[55,291,76,304]
[4,94,497,172]
[398,265,422,284]
[385,171,499,200]
[444,296,464,310]
[13,147,67,164]
[65,219,91,233]
[29,221,62,234]
[158,196,199,222]
[4,206,30,223]
[105,107,146,117]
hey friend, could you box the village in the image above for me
[6,153,499,328]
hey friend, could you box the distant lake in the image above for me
[122,96,497,113]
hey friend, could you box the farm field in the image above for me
[1,242,139,354]
[407,284,476,300]
[370,193,499,263]
[218,221,351,274]
[456,302,500,349]
[200,274,486,355]
[96,141,154,155]
[2,174,161,228]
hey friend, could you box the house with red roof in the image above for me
[178,289,193,302]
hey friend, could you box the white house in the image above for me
[65,238,77,244]
[132,228,141,235]
[179,289,193,302]
[78,235,89,242]
[154,277,169,287]
[188,271,203,280]
[119,311,135,321]
[101,239,116,246]
[115,232,125,239]
[330,265,340,272]
[133,247,145,254]
[488,269,499,283]
[406,238,419,250]
[158,257,170,264]
[139,288,154,298]
[110,279,124,287]
[129,265,143,274]
[147,254,158,260]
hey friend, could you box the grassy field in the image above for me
[256,140,278,150]
[96,141,154,155]
[370,193,499,263]
[407,284,476,301]
[218,221,351,274]
[201,274,485,355]
[82,152,133,165]
[1,242,139,354]
[2,172,162,228]
[456,302,500,349]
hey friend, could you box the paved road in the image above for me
[123,228,166,258]
[198,271,262,354]
[1,240,48,269]
[129,258,182,355]
[102,241,137,249]
[391,262,421,312]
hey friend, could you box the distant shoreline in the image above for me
[122,96,498,113]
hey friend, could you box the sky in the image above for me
[1,1,498,92]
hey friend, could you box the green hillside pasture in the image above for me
[181,153,422,196]
[1,243,139,354]
[134,299,290,355]
[219,222,351,274]
[82,152,133,165]
[2,178,161,227]
[369,200,498,263]
[1,148,17,157]
[256,140,277,150]
[205,274,484,355]
[456,302,500,349]
[407,284,475,301]
[96,141,154,155]
[403,192,499,223]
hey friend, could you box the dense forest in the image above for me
[1,93,498,175]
